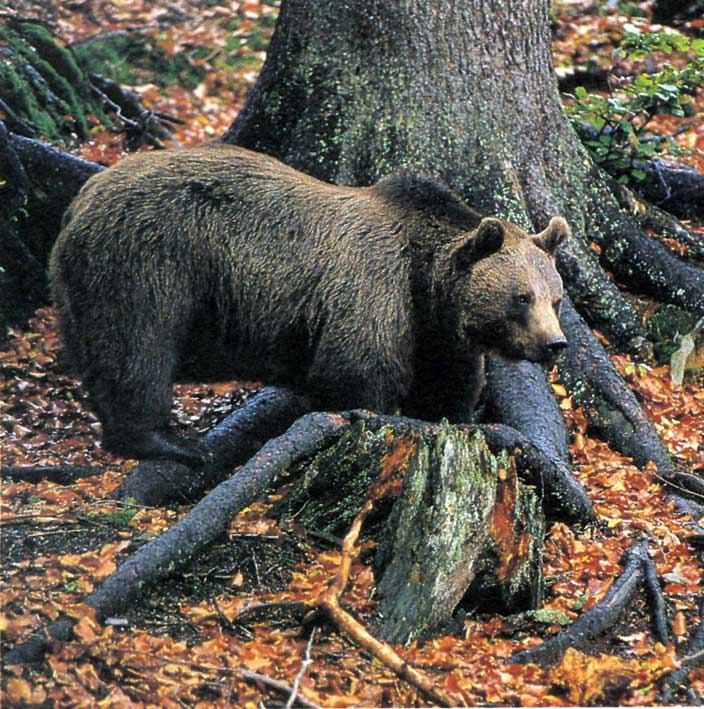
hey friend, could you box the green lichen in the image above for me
[647,304,699,364]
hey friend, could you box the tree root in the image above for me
[484,360,570,466]
[3,411,349,666]
[668,496,704,542]
[1,465,106,485]
[9,132,103,250]
[638,158,704,220]
[557,299,676,473]
[662,595,704,701]
[588,184,704,317]
[115,387,311,505]
[613,182,704,263]
[510,539,668,666]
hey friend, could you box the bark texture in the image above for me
[375,425,545,644]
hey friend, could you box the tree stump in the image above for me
[277,420,546,644]
[376,424,545,644]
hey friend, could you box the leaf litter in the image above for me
[2,0,704,705]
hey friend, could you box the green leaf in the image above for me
[631,168,647,181]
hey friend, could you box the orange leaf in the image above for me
[673,611,687,637]
[549,648,638,705]
[5,678,33,703]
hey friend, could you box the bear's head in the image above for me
[444,216,570,363]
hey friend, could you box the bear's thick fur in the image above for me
[50,144,569,463]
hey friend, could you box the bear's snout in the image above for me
[546,337,568,354]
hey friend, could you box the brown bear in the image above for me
[50,144,569,464]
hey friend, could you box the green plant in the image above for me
[566,28,704,185]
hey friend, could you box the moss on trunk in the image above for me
[0,18,113,143]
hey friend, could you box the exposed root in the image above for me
[510,540,667,666]
[614,182,704,262]
[479,423,595,523]
[3,412,350,666]
[590,191,704,317]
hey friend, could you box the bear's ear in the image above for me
[533,216,570,257]
[454,217,505,269]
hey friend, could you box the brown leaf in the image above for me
[549,648,638,705]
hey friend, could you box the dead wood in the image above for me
[375,425,545,644]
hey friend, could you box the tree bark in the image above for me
[375,425,545,644]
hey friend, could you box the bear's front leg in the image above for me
[404,351,485,423]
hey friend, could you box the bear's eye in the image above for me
[516,293,533,306]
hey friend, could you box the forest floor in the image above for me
[2,0,704,707]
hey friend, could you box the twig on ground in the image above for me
[286,628,317,709]
[316,499,459,707]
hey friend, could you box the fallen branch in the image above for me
[317,499,459,707]
[64,644,323,708]
[1,465,106,485]
[510,540,667,666]
[3,411,349,666]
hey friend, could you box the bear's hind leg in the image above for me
[86,349,206,466]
